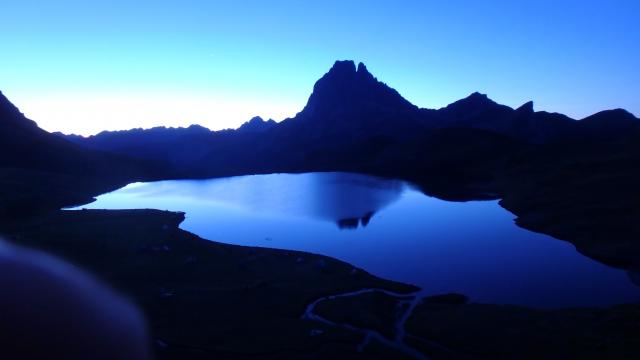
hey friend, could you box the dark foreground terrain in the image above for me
[1,209,417,359]
[1,210,638,359]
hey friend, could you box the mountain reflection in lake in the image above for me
[72,172,640,308]
[105,172,404,228]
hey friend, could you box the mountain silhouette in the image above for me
[0,91,39,129]
[63,60,639,151]
[4,59,640,215]
[2,59,640,360]
[0,91,99,172]
[578,109,639,138]
[0,92,149,216]
[58,60,638,180]
[237,116,277,133]
[302,61,416,118]
[295,60,423,139]
[3,60,640,266]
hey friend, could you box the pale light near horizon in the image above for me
[10,93,302,136]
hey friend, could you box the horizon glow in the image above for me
[1,0,639,135]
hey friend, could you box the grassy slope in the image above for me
[0,209,417,359]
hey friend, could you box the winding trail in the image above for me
[302,288,429,360]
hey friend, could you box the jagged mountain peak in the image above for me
[516,101,534,113]
[0,90,39,130]
[463,92,495,105]
[443,92,499,115]
[237,116,277,133]
[356,62,375,80]
[320,60,377,83]
[300,60,416,119]
[0,91,23,118]
[247,116,265,123]
[327,60,356,74]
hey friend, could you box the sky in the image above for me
[0,0,638,135]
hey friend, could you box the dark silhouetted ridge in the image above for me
[300,60,417,120]
[441,92,501,116]
[237,116,277,133]
[0,91,39,130]
[578,109,639,137]
[0,91,22,118]
[44,59,639,181]
[0,91,151,216]
[516,101,534,114]
[56,59,640,181]
[288,60,424,142]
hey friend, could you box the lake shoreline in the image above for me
[2,206,639,359]
[72,172,640,308]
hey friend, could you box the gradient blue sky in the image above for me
[1,0,638,135]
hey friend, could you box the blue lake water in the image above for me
[72,172,640,308]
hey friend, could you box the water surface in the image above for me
[73,172,640,308]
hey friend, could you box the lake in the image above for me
[72,172,640,308]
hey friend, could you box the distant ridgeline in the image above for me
[0,91,151,217]
[53,60,639,181]
[2,61,640,267]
